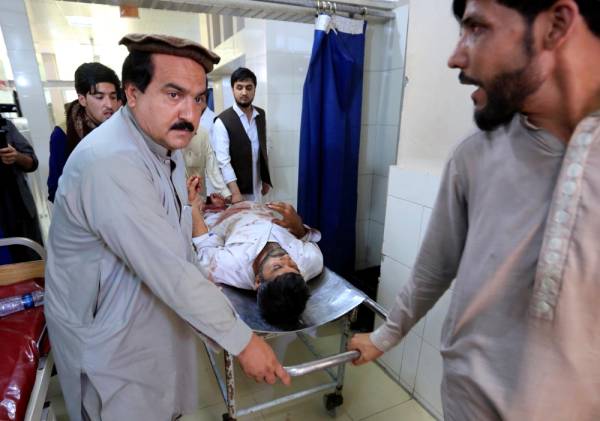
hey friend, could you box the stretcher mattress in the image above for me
[220,268,366,333]
[0,279,45,421]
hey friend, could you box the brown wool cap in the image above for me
[119,33,220,72]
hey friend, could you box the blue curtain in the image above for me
[297,15,366,276]
[206,87,215,111]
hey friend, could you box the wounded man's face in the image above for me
[255,245,300,289]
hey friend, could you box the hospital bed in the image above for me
[207,268,388,420]
[0,238,56,421]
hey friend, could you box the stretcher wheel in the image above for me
[323,393,344,417]
[222,414,236,421]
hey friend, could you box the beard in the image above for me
[256,245,289,284]
[465,27,543,132]
[473,65,542,131]
[235,98,253,109]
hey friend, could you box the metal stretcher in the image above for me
[206,268,388,420]
[0,238,55,421]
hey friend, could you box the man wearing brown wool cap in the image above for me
[45,33,290,421]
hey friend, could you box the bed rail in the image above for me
[284,350,360,376]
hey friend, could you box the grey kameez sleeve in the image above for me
[371,155,468,351]
[81,154,252,355]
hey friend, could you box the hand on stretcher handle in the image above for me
[284,350,361,377]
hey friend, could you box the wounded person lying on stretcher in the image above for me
[188,176,323,326]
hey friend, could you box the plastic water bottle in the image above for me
[0,290,44,318]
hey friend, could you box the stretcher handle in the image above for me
[362,297,388,320]
[284,350,360,377]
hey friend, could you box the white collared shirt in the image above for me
[212,102,261,201]
[193,202,323,290]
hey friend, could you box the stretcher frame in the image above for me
[0,237,56,421]
[205,269,388,420]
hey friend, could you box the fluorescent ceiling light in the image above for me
[66,16,94,28]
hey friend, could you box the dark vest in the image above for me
[216,106,272,194]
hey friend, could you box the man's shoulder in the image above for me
[66,111,144,174]
[49,126,66,148]
[56,120,67,134]
[185,127,210,153]
[453,129,488,157]
[4,119,32,148]
[216,106,236,120]
[64,145,150,202]
[3,119,21,138]
[452,123,512,161]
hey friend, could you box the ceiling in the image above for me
[24,0,207,79]
[26,0,203,53]
[19,0,401,81]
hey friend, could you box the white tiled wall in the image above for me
[395,0,476,173]
[356,5,409,269]
[381,195,422,267]
[264,21,312,206]
[366,220,384,267]
[376,165,448,419]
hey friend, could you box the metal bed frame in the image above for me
[206,268,388,420]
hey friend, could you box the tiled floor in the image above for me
[47,324,436,421]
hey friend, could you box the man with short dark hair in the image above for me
[45,34,289,421]
[212,67,272,203]
[47,62,120,202]
[188,177,321,326]
[349,1,600,419]
[257,272,311,326]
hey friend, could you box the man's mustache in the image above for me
[170,121,195,132]
[459,72,482,87]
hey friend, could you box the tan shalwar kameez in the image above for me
[371,113,600,420]
[183,127,231,198]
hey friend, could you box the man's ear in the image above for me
[254,274,260,290]
[124,84,138,108]
[542,0,577,50]
[77,94,87,108]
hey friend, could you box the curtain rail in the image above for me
[62,0,397,23]
[252,0,396,19]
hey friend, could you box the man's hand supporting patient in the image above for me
[187,176,209,237]
[226,181,244,204]
[267,202,307,238]
[238,334,291,385]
